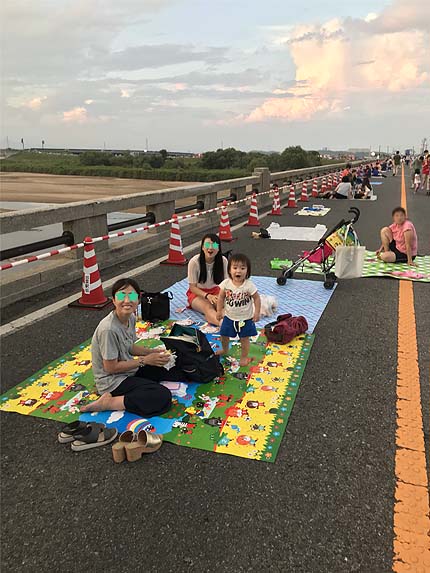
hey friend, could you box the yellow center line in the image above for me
[392,165,430,573]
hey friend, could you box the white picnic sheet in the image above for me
[266,222,328,241]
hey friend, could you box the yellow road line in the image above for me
[392,165,430,572]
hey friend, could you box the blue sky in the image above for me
[2,0,428,153]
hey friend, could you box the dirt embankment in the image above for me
[0,172,200,212]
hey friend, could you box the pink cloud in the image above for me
[243,0,429,123]
[62,106,88,123]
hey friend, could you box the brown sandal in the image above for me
[111,430,135,463]
[125,430,163,462]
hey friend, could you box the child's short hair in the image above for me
[227,253,251,279]
[415,168,420,174]
[392,206,406,217]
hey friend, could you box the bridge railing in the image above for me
[0,162,358,307]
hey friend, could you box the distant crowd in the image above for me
[322,149,430,200]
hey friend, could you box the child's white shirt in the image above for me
[414,174,421,184]
[219,278,257,321]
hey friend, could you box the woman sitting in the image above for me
[186,233,228,325]
[354,177,373,199]
[331,176,352,199]
[81,277,180,417]
[377,207,418,265]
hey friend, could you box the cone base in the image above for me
[245,221,260,226]
[271,211,282,216]
[220,236,237,242]
[160,258,188,266]
[69,297,112,310]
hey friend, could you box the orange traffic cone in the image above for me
[271,186,282,215]
[246,193,260,226]
[300,180,309,202]
[312,179,319,198]
[287,184,297,208]
[321,180,327,195]
[327,174,333,190]
[69,238,111,309]
[160,214,188,265]
[219,200,235,241]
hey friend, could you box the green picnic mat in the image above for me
[271,252,430,282]
[0,321,314,462]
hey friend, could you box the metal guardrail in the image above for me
[0,231,75,261]
[107,212,156,233]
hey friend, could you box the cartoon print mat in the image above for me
[0,322,314,463]
[166,275,336,333]
[270,252,430,282]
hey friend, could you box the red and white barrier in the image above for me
[287,184,297,208]
[271,187,282,216]
[246,193,260,226]
[69,238,111,309]
[300,181,309,202]
[219,200,235,241]
[312,179,319,198]
[160,214,187,265]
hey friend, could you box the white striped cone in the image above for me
[271,188,282,215]
[312,179,319,198]
[287,184,297,208]
[328,174,333,190]
[321,181,327,195]
[219,200,234,241]
[300,180,309,202]
[246,193,260,226]
[70,237,110,308]
[161,214,187,265]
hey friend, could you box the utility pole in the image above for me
[21,138,24,150]
[42,139,45,150]
[6,135,9,149]
[145,138,149,153]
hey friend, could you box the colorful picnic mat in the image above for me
[270,251,430,282]
[0,276,335,461]
[0,322,314,463]
[166,276,336,332]
[295,206,331,217]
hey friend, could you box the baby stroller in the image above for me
[276,207,361,290]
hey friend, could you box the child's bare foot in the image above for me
[239,357,253,367]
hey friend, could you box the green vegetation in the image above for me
[1,146,324,182]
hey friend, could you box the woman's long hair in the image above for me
[198,233,225,285]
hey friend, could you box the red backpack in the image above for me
[264,313,308,344]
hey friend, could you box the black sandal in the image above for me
[71,424,118,452]
[58,421,89,443]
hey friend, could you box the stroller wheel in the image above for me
[277,276,287,286]
[323,279,335,290]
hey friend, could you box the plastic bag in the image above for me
[334,246,365,279]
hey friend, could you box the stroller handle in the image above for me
[348,207,360,223]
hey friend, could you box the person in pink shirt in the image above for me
[377,207,418,265]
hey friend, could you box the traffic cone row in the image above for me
[271,186,282,215]
[300,180,309,202]
[327,174,333,190]
[219,200,235,241]
[161,214,188,265]
[246,193,260,226]
[69,237,111,309]
[287,184,297,208]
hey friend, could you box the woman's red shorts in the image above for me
[186,286,220,307]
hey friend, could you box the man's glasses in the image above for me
[204,241,219,250]
[115,291,139,302]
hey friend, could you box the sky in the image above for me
[1,0,429,153]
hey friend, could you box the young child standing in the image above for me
[216,254,261,367]
[413,170,421,193]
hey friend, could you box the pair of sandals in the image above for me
[112,429,163,463]
[58,421,118,452]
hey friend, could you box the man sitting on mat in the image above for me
[377,207,418,266]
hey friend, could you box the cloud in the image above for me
[84,99,94,105]
[106,411,125,424]
[25,96,47,110]
[62,107,88,123]
[120,89,131,98]
[243,1,430,123]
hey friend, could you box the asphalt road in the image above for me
[1,169,429,573]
